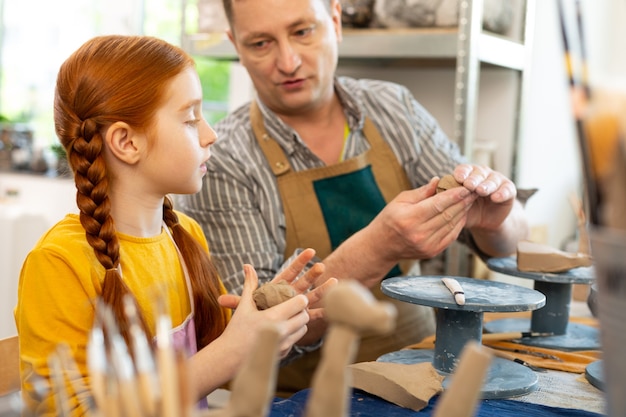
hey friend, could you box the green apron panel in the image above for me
[313,166,402,278]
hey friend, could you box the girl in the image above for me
[15,35,330,416]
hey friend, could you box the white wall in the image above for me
[0,173,77,338]
[518,0,626,248]
[516,0,581,249]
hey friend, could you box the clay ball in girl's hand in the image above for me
[253,281,296,310]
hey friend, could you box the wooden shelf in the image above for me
[182,27,525,70]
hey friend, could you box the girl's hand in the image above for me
[218,264,311,358]
[219,248,335,312]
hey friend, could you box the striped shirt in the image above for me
[177,76,467,295]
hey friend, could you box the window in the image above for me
[0,0,232,168]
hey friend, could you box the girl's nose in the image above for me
[200,119,217,147]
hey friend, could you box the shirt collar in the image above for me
[254,77,366,152]
[333,76,365,130]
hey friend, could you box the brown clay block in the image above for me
[516,240,593,273]
[436,174,464,193]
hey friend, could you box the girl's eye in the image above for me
[186,119,200,126]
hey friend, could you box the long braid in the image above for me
[163,197,229,350]
[70,116,150,347]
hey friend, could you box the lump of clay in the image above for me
[436,174,464,193]
[517,240,593,273]
[253,281,296,310]
[348,361,443,412]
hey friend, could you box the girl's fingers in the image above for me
[241,264,260,296]
[265,294,309,319]
[218,294,241,309]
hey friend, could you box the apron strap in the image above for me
[251,101,292,176]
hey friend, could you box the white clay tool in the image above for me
[441,277,465,305]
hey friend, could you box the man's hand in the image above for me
[450,164,517,231]
[362,177,477,264]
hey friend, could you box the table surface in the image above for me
[484,301,605,414]
[205,302,606,416]
[268,386,605,417]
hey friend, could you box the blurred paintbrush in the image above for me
[557,0,600,226]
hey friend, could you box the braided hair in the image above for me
[53,35,229,350]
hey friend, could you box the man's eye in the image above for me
[250,40,269,49]
[295,27,312,37]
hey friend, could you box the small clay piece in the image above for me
[517,188,538,206]
[516,240,593,273]
[348,361,443,411]
[436,174,464,193]
[253,281,296,310]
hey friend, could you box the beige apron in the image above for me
[251,102,435,396]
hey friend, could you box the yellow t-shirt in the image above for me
[14,211,228,416]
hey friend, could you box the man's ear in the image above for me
[331,0,343,42]
[105,121,142,165]
[226,29,239,53]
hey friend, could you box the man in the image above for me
[178,0,529,395]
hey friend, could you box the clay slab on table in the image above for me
[517,240,593,273]
[348,361,443,411]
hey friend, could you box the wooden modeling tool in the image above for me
[481,331,553,342]
[483,346,547,372]
[304,280,397,417]
[208,324,282,417]
[431,341,492,417]
[441,277,465,305]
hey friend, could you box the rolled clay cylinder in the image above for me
[436,174,464,193]
[253,281,296,310]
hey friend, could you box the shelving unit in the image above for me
[182,0,534,156]
[180,0,536,277]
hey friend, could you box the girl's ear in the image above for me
[105,121,143,165]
